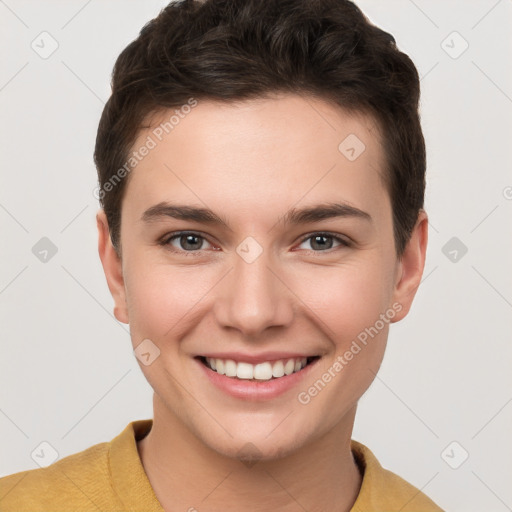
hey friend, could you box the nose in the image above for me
[213,247,294,337]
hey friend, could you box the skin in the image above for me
[97,93,428,512]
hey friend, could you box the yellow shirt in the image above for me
[0,419,443,511]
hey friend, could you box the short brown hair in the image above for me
[94,0,425,257]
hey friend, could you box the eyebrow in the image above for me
[140,201,372,229]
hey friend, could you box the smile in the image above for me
[198,356,319,381]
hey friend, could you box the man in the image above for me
[0,0,443,510]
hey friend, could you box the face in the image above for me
[97,93,427,460]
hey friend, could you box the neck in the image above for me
[137,395,362,512]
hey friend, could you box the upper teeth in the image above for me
[205,357,308,381]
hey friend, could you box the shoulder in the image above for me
[350,440,444,512]
[0,439,120,512]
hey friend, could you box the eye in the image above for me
[159,231,351,255]
[160,231,214,253]
[297,232,350,252]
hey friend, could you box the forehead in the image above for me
[142,94,383,164]
[123,94,389,224]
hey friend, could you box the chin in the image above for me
[211,435,303,464]
[191,415,316,464]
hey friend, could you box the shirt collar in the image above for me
[109,419,164,511]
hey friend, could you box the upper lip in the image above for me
[197,352,319,365]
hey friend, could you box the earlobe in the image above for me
[390,209,429,323]
[96,209,129,324]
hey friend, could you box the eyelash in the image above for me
[158,231,351,255]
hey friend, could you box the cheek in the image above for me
[295,261,393,342]
[293,263,394,418]
[124,262,218,343]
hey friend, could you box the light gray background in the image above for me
[1,1,511,511]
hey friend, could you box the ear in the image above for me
[96,209,129,324]
[390,209,429,322]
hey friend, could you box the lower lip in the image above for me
[195,357,320,401]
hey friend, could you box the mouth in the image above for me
[196,355,321,381]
